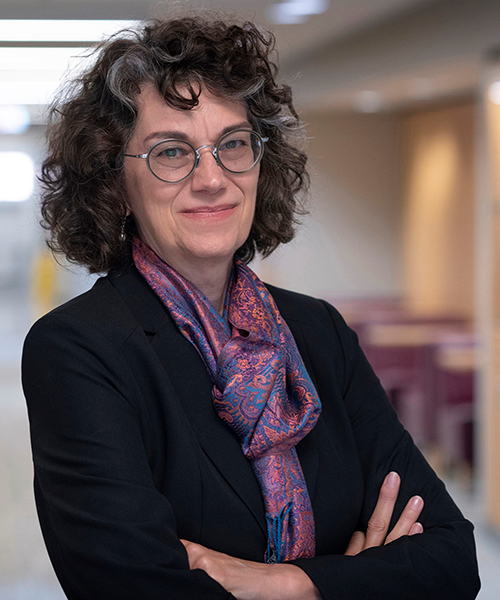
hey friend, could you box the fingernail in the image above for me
[410,496,423,510]
[386,472,399,487]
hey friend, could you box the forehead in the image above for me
[133,84,248,139]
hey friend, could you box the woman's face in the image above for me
[124,84,259,272]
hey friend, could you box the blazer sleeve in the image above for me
[22,312,233,600]
[290,301,480,600]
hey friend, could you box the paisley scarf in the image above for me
[132,238,321,562]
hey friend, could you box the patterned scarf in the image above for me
[132,238,321,562]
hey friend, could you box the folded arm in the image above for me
[288,302,480,600]
[180,470,424,600]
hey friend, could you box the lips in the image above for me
[181,204,238,220]
[182,204,237,214]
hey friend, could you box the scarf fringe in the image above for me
[265,502,293,564]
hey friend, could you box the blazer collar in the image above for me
[108,258,320,539]
[108,258,169,335]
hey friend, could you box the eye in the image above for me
[156,146,187,159]
[161,148,178,157]
[220,138,246,151]
[149,140,195,166]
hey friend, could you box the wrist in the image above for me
[271,564,322,600]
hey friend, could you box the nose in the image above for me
[190,146,225,193]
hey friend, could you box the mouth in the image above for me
[181,204,238,220]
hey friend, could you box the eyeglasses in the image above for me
[124,129,268,184]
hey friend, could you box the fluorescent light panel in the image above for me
[267,0,330,24]
[0,81,62,106]
[0,47,90,70]
[0,152,35,202]
[0,106,30,133]
[0,20,138,43]
[0,47,94,105]
[489,81,500,105]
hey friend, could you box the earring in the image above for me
[120,215,127,242]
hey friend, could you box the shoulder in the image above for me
[266,284,354,342]
[265,283,329,324]
[24,274,138,353]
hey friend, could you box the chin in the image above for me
[189,247,237,263]
[186,236,245,262]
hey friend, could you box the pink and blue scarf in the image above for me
[133,238,321,562]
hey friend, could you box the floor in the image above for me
[1,288,500,599]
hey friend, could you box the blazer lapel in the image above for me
[109,261,267,540]
[152,315,268,540]
[152,295,322,535]
[287,321,321,504]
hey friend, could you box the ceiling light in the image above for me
[0,152,35,202]
[0,81,62,106]
[355,91,383,113]
[0,106,30,134]
[0,47,90,71]
[410,78,434,100]
[488,81,500,105]
[267,0,330,25]
[0,20,138,43]
[0,48,92,105]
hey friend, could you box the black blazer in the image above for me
[22,259,480,600]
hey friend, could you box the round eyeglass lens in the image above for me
[148,140,196,183]
[217,130,263,173]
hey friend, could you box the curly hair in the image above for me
[40,13,309,273]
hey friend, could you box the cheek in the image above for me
[123,165,144,212]
[247,177,259,218]
[240,187,257,239]
[125,169,164,219]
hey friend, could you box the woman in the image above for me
[22,15,480,600]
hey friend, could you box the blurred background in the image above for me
[1,0,500,598]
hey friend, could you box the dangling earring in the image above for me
[120,215,127,242]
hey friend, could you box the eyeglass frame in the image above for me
[123,128,269,184]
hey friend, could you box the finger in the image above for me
[179,539,209,570]
[180,539,205,550]
[364,471,400,549]
[384,496,424,544]
[409,522,423,535]
[180,539,198,553]
[344,531,366,556]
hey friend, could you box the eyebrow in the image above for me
[143,121,252,146]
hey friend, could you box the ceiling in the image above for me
[3,0,499,114]
[1,0,435,65]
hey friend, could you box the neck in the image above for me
[135,233,234,314]
[165,255,233,315]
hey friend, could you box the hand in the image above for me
[180,539,322,600]
[345,471,424,556]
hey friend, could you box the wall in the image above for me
[477,67,500,530]
[401,101,475,318]
[255,111,403,300]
